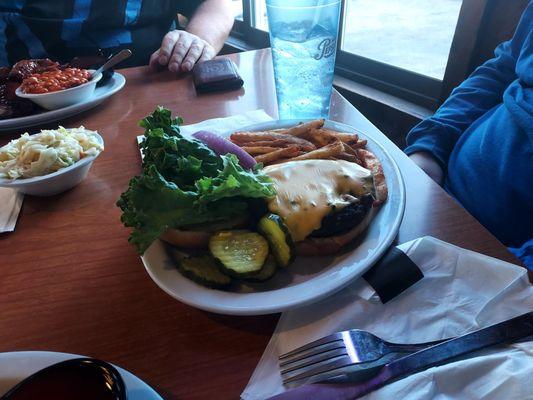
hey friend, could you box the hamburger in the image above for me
[120,107,387,261]
[159,154,387,255]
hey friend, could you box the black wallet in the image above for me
[193,58,244,93]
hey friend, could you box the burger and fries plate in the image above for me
[141,119,405,315]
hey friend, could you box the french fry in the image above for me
[281,119,325,137]
[230,131,287,143]
[230,131,276,143]
[254,146,299,165]
[340,142,362,164]
[241,146,279,155]
[230,132,316,151]
[350,139,368,149]
[289,140,343,161]
[266,156,299,166]
[240,139,316,151]
[357,148,387,204]
[336,152,359,162]
[242,140,290,147]
[231,123,371,167]
[342,142,357,156]
[320,129,359,144]
[302,128,334,147]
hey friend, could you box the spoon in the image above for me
[1,358,127,400]
[92,49,132,78]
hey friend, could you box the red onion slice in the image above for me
[192,130,256,169]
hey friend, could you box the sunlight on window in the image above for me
[232,0,243,21]
[341,0,462,79]
[252,0,269,31]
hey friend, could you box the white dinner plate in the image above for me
[0,351,162,399]
[142,119,406,315]
[0,72,126,132]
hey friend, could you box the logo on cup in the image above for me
[315,38,336,60]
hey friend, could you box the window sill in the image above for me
[333,76,433,121]
[223,36,258,53]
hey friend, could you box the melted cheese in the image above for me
[264,160,373,242]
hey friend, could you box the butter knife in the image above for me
[269,311,533,400]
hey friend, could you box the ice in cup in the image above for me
[266,0,342,119]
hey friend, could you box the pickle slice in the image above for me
[246,255,277,282]
[209,231,269,277]
[176,254,232,289]
[257,214,295,268]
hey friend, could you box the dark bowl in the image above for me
[1,357,127,400]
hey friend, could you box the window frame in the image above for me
[230,2,269,49]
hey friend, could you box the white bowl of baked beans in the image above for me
[15,68,102,110]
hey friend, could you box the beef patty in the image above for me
[310,194,374,238]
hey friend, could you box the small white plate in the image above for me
[0,72,125,132]
[141,119,405,315]
[0,351,162,400]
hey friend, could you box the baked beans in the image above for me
[20,68,92,94]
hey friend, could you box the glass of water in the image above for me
[266,0,341,119]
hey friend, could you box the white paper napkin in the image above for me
[242,237,533,400]
[179,110,274,137]
[136,109,274,145]
[0,188,23,233]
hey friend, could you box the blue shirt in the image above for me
[0,0,203,67]
[405,3,533,269]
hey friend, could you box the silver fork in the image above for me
[279,329,445,386]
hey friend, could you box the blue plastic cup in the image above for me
[266,0,341,119]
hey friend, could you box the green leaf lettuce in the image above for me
[117,107,276,253]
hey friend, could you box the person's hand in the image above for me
[409,152,444,185]
[150,30,216,73]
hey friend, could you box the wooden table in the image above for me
[0,49,528,399]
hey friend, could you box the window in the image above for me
[251,0,268,31]
[341,0,462,80]
[231,0,244,21]
[230,1,466,109]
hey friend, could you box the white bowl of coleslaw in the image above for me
[0,126,104,196]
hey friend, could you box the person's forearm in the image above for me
[185,0,234,53]
[409,152,444,186]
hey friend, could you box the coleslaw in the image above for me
[0,126,103,179]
